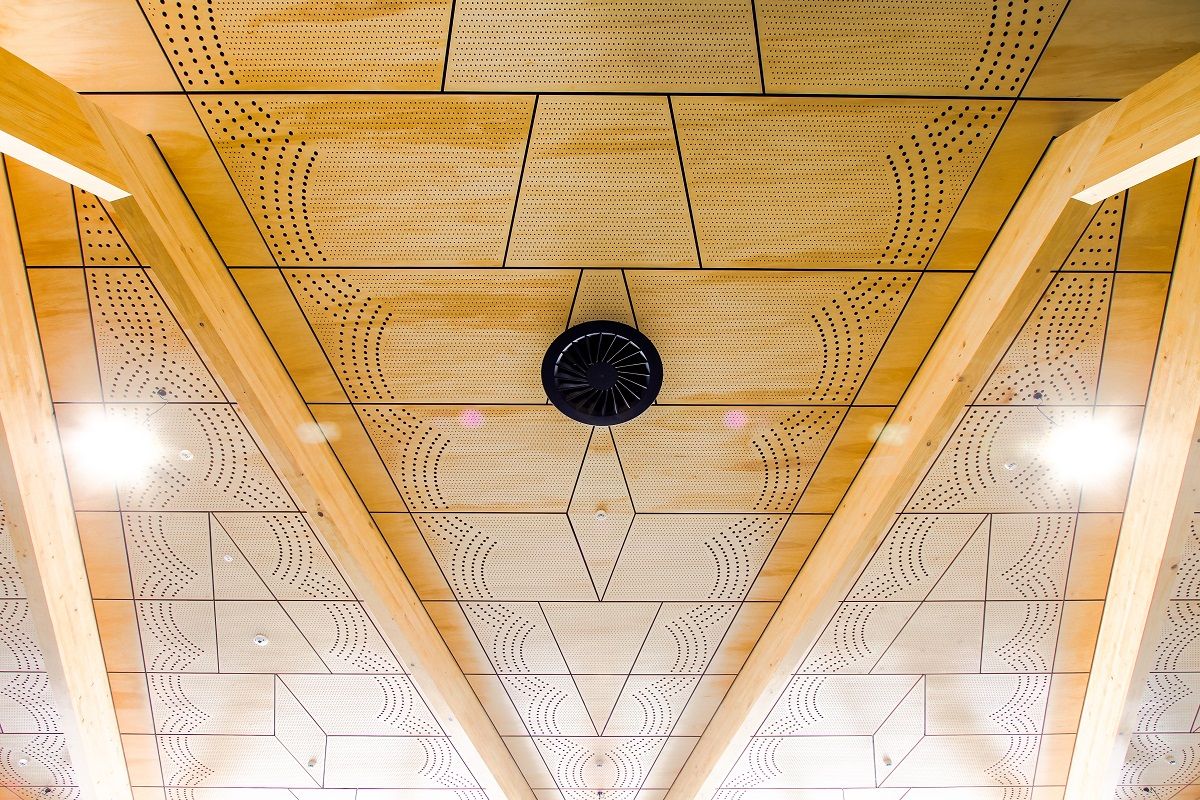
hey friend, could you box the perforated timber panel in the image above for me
[0,504,77,797]
[626,271,917,404]
[719,199,1144,794]
[755,0,1065,94]
[287,269,577,401]
[672,98,1007,268]
[196,96,534,265]
[507,96,697,267]
[444,0,759,92]
[140,0,453,89]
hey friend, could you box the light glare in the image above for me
[1041,416,1131,483]
[72,415,161,483]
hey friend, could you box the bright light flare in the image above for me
[1041,415,1132,483]
[71,414,161,483]
[723,410,748,429]
[459,409,485,429]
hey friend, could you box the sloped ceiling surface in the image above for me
[0,1,1199,799]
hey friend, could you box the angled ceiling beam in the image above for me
[0,49,128,201]
[1073,52,1200,203]
[0,164,133,800]
[666,52,1200,800]
[1064,166,1200,800]
[68,77,536,800]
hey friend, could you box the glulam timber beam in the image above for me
[0,49,127,200]
[0,165,133,800]
[1064,167,1200,800]
[74,90,536,800]
[665,53,1200,800]
[1073,52,1200,203]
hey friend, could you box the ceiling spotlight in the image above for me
[595,509,607,521]
[252,634,269,647]
[70,413,161,483]
[1041,415,1131,483]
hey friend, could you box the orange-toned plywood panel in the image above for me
[1097,273,1171,406]
[444,0,758,92]
[673,98,1008,268]
[1023,0,1200,99]
[930,100,1106,270]
[138,0,452,90]
[1118,161,1193,271]
[195,95,534,266]
[27,268,102,402]
[757,0,1064,96]
[507,96,696,268]
[89,94,274,267]
[4,157,79,266]
[628,270,917,404]
[0,0,177,92]
[288,269,576,403]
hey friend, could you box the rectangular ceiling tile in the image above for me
[444,0,759,92]
[673,98,1007,268]
[197,96,535,265]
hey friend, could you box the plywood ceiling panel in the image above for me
[443,0,759,92]
[196,95,535,266]
[757,0,1064,95]
[673,98,1009,268]
[4,3,1197,797]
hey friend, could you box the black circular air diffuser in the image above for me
[542,320,663,425]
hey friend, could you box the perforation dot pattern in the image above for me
[141,0,238,87]
[74,190,137,265]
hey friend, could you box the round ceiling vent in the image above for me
[542,320,663,425]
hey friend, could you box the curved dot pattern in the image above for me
[880,105,1004,265]
[160,735,216,786]
[288,601,403,673]
[909,407,1081,512]
[196,99,322,264]
[74,190,137,265]
[137,600,216,672]
[987,514,1073,600]
[849,515,984,601]
[536,737,662,789]
[759,676,826,734]
[617,675,698,735]
[672,99,1002,268]
[0,503,26,599]
[117,405,294,512]
[637,603,738,674]
[1065,194,1125,270]
[0,602,44,672]
[504,676,582,735]
[142,0,448,89]
[140,0,238,87]
[988,602,1060,672]
[757,0,1062,95]
[87,269,224,402]
[124,513,211,599]
[151,674,211,734]
[982,734,1037,785]
[1135,673,1195,733]
[0,735,75,788]
[1154,603,1200,673]
[726,737,785,788]
[705,517,784,600]
[0,674,61,734]
[217,513,352,600]
[987,674,1048,734]
[980,274,1111,405]
[416,737,476,787]
[374,677,443,736]
[462,603,566,673]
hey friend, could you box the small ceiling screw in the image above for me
[1166,754,1177,764]
[1003,462,1017,471]
[16,757,28,767]
[308,757,318,767]
[881,755,892,766]
[595,509,607,521]
[178,449,194,461]
[222,554,234,563]
[253,634,269,647]
[1032,390,1044,400]
[155,388,168,398]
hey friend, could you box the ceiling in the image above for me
[1,1,1199,799]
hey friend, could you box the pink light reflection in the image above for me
[723,409,748,429]
[459,409,485,429]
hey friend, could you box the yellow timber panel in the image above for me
[1023,0,1200,99]
[757,0,1064,95]
[286,269,577,402]
[443,0,759,92]
[612,406,845,513]
[627,270,917,404]
[3,158,78,267]
[196,95,534,266]
[138,0,452,90]
[673,98,1009,268]
[358,406,591,512]
[0,0,178,92]
[929,100,1105,271]
[507,96,697,268]
[1118,161,1193,272]
[90,93,276,267]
